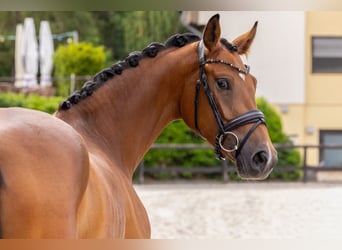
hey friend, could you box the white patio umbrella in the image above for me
[39,20,54,88]
[23,17,38,88]
[14,23,25,87]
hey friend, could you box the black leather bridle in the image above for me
[194,40,266,161]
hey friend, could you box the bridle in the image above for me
[194,40,266,161]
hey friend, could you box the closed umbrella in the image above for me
[14,23,25,87]
[39,21,54,88]
[23,17,38,88]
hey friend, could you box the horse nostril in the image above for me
[252,150,268,168]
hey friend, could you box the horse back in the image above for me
[0,107,89,238]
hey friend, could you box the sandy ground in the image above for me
[134,182,342,239]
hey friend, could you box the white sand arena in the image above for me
[135,182,342,239]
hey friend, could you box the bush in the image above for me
[53,42,106,96]
[0,92,63,114]
[143,120,220,179]
[257,97,302,180]
[143,97,302,181]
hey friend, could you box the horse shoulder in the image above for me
[0,108,89,238]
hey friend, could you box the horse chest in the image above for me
[77,166,150,238]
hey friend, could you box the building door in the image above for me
[320,130,342,166]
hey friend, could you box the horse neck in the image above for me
[56,44,198,176]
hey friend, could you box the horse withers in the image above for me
[0,14,277,238]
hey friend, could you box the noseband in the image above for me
[194,40,266,161]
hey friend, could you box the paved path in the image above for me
[135,182,342,239]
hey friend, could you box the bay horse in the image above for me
[0,14,277,238]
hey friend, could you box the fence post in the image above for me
[70,73,76,94]
[222,160,229,183]
[138,160,145,184]
[303,145,308,183]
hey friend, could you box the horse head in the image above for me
[181,14,277,180]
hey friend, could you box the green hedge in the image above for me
[0,92,301,181]
[143,120,221,179]
[0,93,63,114]
[143,97,302,181]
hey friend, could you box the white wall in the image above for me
[196,11,306,104]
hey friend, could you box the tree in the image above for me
[0,11,184,77]
[53,42,106,96]
[0,11,100,77]
[0,12,99,43]
[120,11,183,57]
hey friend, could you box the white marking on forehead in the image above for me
[239,54,248,81]
[239,73,246,81]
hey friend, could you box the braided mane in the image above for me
[59,33,200,111]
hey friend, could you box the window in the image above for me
[312,37,342,73]
[320,130,342,166]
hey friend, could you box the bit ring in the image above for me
[218,131,239,153]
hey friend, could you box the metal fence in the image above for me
[136,143,342,183]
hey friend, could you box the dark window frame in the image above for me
[312,36,342,73]
[319,130,342,166]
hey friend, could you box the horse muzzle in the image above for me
[235,143,278,180]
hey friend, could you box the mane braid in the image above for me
[220,38,238,52]
[59,33,200,111]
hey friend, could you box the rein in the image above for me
[194,40,266,161]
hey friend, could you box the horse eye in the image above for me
[216,78,231,90]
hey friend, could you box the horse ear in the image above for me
[203,14,221,51]
[232,21,258,55]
